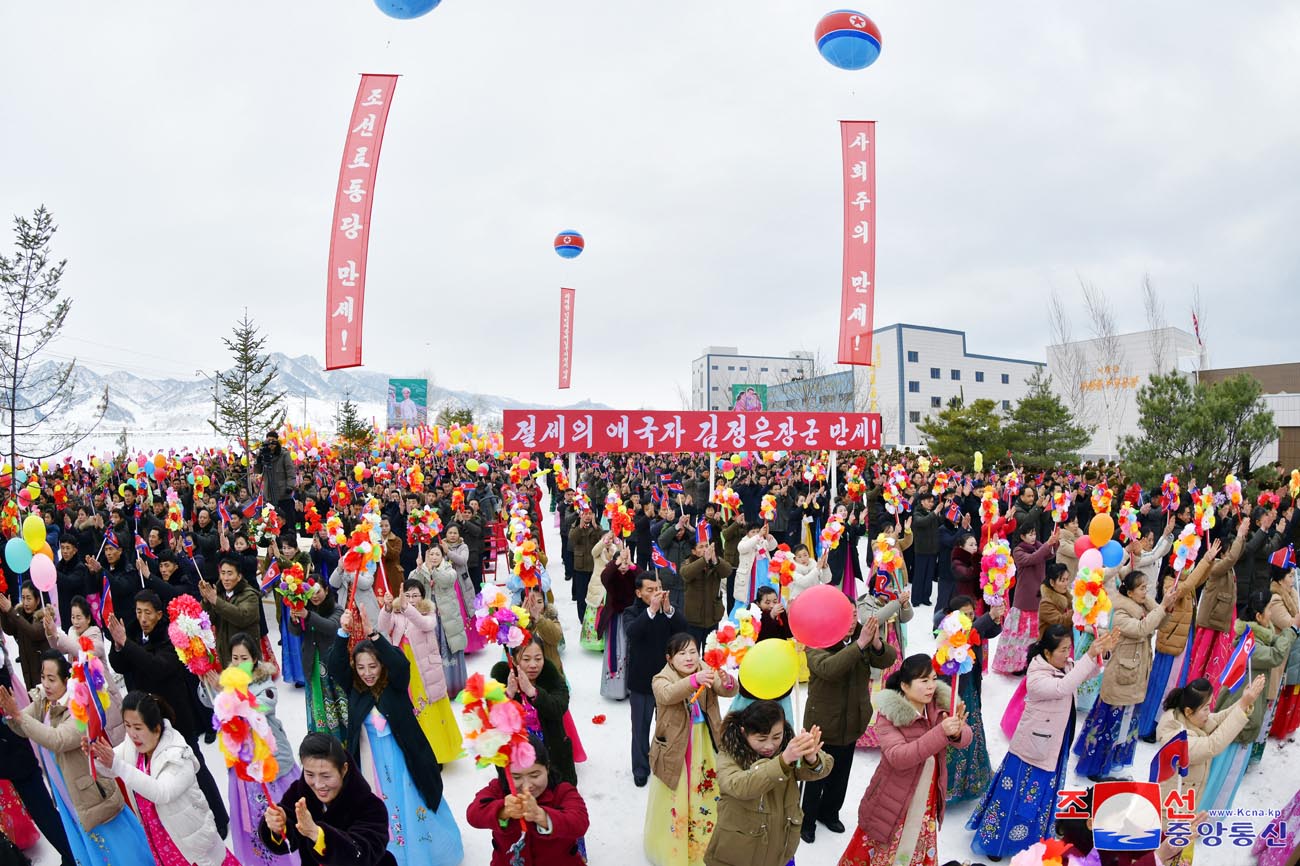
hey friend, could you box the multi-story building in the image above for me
[870,324,1043,447]
[1199,363,1300,469]
[1046,326,1202,458]
[690,347,817,411]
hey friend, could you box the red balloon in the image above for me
[787,584,855,648]
[1073,535,1095,557]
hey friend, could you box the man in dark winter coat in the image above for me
[680,540,732,645]
[623,573,686,787]
[107,591,229,837]
[54,536,92,625]
[800,616,897,844]
[909,491,941,606]
[656,513,695,611]
[256,430,297,524]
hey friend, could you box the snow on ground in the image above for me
[13,492,1293,865]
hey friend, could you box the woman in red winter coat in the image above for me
[991,523,1060,675]
[466,737,590,866]
[837,654,973,866]
[949,534,981,614]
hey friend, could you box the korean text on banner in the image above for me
[558,287,575,389]
[504,410,882,454]
[325,74,399,370]
[837,120,875,366]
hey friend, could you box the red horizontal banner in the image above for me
[503,410,882,453]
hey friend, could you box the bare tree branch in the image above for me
[1142,274,1169,375]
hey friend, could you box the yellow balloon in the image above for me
[127,461,139,474]
[22,514,46,553]
[738,638,799,700]
[973,451,983,473]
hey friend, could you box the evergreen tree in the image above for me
[334,395,372,458]
[435,403,474,427]
[211,310,286,449]
[1003,369,1093,468]
[0,206,107,464]
[917,396,1004,469]
[1119,372,1277,486]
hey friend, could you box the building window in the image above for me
[907,350,918,363]
[975,371,984,383]
[930,367,940,379]
[727,366,735,371]
[760,367,768,373]
[1002,400,1011,410]
[908,381,920,393]
[908,411,920,423]
[930,396,941,408]
[780,368,789,373]
[951,369,961,381]
[711,386,718,391]
[1001,373,1010,384]
[710,365,718,371]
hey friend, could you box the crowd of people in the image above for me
[1,429,1298,866]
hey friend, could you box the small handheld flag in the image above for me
[217,502,231,526]
[98,574,114,627]
[1269,544,1296,571]
[945,502,962,523]
[134,534,156,559]
[241,495,264,519]
[260,560,283,593]
[696,521,712,545]
[1219,628,1256,693]
[1148,730,1189,784]
[651,542,677,575]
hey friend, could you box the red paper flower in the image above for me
[591,714,607,725]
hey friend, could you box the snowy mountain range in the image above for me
[34,353,607,454]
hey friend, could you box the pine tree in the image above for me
[334,395,372,459]
[435,403,474,427]
[916,397,1004,469]
[1004,369,1093,468]
[211,310,286,449]
[0,206,107,464]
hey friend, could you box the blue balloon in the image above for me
[1100,539,1124,568]
[13,469,26,485]
[5,537,32,573]
[374,0,440,20]
[554,230,584,259]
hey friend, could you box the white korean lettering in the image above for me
[512,416,538,450]
[352,114,377,138]
[800,419,820,447]
[542,417,565,448]
[347,147,371,170]
[722,415,747,450]
[849,130,871,150]
[331,296,355,323]
[774,417,797,447]
[340,214,364,240]
[658,416,684,451]
[605,416,629,450]
[634,416,659,449]
[850,161,870,182]
[360,88,385,107]
[342,178,367,204]
[846,303,868,326]
[570,416,594,450]
[850,191,872,211]
[694,415,719,451]
[749,415,773,448]
[851,271,872,293]
[337,260,359,287]
[851,220,870,244]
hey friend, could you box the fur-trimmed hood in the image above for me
[872,681,953,727]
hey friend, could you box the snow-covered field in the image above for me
[13,492,1291,865]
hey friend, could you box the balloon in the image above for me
[724,470,735,480]
[738,638,799,700]
[554,230,584,259]
[39,542,52,561]
[1100,540,1124,569]
[373,0,441,19]
[1073,536,1095,557]
[29,553,56,592]
[973,451,983,473]
[4,537,32,574]
[478,465,489,477]
[815,10,881,70]
[127,461,139,475]
[1078,549,1103,572]
[153,453,166,468]
[788,584,856,648]
[22,514,45,552]
[13,470,26,485]
[465,459,480,473]
[1088,514,1115,547]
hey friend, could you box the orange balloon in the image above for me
[1088,514,1115,547]
[39,542,53,561]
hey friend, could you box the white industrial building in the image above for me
[1046,326,1202,458]
[867,324,1044,447]
[690,346,817,411]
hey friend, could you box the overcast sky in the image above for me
[3,2,1298,409]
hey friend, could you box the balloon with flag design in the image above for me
[554,230,584,259]
[815,9,882,70]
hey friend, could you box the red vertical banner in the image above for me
[325,74,399,370]
[837,120,876,366]
[558,287,575,389]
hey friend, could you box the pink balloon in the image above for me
[29,552,57,592]
[787,584,856,648]
[1078,549,1103,572]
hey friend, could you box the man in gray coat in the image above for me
[256,430,296,524]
